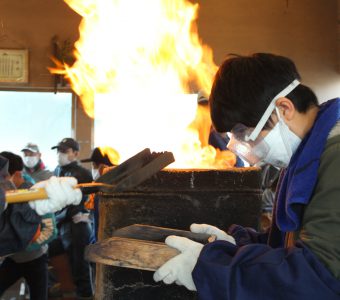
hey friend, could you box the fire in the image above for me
[56,0,236,169]
[99,146,120,165]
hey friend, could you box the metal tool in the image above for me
[5,148,175,204]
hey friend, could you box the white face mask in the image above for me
[23,156,39,168]
[92,168,100,180]
[263,113,301,168]
[58,153,72,167]
[227,79,301,167]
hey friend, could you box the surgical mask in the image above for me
[262,109,301,168]
[23,156,39,168]
[92,168,100,180]
[58,153,72,167]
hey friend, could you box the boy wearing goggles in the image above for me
[154,53,340,299]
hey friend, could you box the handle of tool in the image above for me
[5,188,49,204]
[4,182,111,204]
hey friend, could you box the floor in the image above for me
[0,279,77,300]
[0,254,78,300]
[1,280,26,300]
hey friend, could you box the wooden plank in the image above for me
[85,237,179,271]
[96,148,152,185]
[113,151,175,192]
[113,224,215,244]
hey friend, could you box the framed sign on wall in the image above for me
[0,49,28,83]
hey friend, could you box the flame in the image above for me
[56,0,235,168]
[99,146,120,165]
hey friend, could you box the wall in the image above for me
[0,0,339,151]
[0,0,92,158]
[196,0,340,102]
[0,0,81,88]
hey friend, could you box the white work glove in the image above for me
[29,176,82,215]
[190,223,236,245]
[72,212,91,224]
[153,236,203,291]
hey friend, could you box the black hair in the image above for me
[210,53,318,132]
[0,151,24,175]
[0,155,9,179]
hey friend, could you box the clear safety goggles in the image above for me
[227,79,300,166]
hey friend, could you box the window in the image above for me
[0,91,72,171]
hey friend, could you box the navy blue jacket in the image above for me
[0,185,41,257]
[0,155,42,256]
[54,161,92,219]
[193,99,340,299]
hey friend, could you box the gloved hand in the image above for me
[190,223,236,245]
[29,176,82,215]
[72,212,91,224]
[153,236,203,291]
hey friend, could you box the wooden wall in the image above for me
[196,0,340,101]
[0,0,92,156]
[0,0,81,88]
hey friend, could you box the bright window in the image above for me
[0,91,72,171]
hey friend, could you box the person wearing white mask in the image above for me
[21,143,52,182]
[51,138,91,181]
[80,147,118,180]
[50,138,94,299]
[0,153,82,300]
[80,147,119,241]
[154,53,340,299]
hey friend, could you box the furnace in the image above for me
[95,167,262,299]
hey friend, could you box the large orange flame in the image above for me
[56,0,236,168]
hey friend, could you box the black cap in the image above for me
[80,147,114,166]
[51,138,80,152]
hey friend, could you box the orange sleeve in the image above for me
[84,193,95,210]
[31,224,41,243]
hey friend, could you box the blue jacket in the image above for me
[0,156,42,256]
[193,99,340,299]
[0,187,41,257]
[209,130,244,167]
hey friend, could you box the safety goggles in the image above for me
[227,79,300,165]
